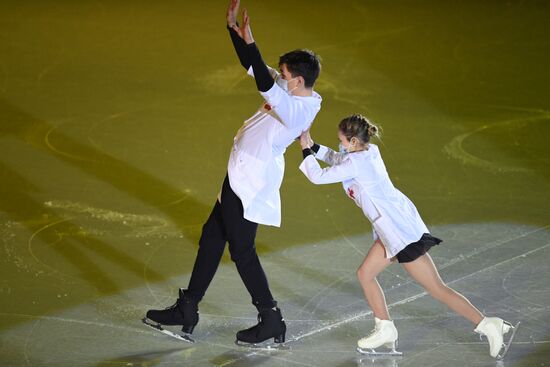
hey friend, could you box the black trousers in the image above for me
[186,175,275,309]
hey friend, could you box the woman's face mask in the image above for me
[339,137,356,153]
[338,142,348,154]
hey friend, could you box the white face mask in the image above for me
[338,142,348,154]
[276,74,298,94]
[339,138,357,153]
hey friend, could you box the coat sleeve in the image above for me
[299,154,357,185]
[315,144,348,166]
[245,42,275,92]
[228,25,251,70]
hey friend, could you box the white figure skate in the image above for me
[357,317,403,356]
[474,317,520,359]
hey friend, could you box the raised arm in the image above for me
[226,0,249,70]
[226,1,274,92]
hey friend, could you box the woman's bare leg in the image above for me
[357,240,392,320]
[402,253,483,325]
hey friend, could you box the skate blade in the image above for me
[234,339,289,351]
[356,347,403,357]
[497,321,521,360]
[142,317,195,343]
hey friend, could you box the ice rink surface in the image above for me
[1,1,549,366]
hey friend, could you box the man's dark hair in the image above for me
[279,49,321,88]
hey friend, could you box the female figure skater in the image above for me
[298,114,517,359]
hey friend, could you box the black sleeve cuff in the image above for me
[311,143,320,153]
[302,148,314,159]
[227,24,251,70]
[246,43,275,92]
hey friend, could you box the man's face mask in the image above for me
[276,74,298,94]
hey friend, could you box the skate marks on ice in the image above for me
[4,198,195,275]
[41,95,196,167]
[272,225,549,366]
[1,223,549,366]
[163,222,546,365]
[0,310,155,367]
[43,199,191,239]
[150,225,548,366]
[443,105,550,174]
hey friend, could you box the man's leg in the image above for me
[186,200,228,301]
[219,176,274,307]
[145,196,227,332]
[219,176,285,344]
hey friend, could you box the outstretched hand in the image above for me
[227,0,255,44]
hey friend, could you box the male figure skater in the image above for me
[144,0,322,345]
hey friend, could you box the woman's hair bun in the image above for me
[367,124,378,138]
[339,113,381,143]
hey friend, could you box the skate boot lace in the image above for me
[475,329,485,341]
[366,324,382,338]
[474,322,498,341]
[164,300,178,311]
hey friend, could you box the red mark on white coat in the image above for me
[264,103,272,111]
[347,188,355,199]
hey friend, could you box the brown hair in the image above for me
[338,114,380,145]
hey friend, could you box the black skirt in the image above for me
[394,233,443,263]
